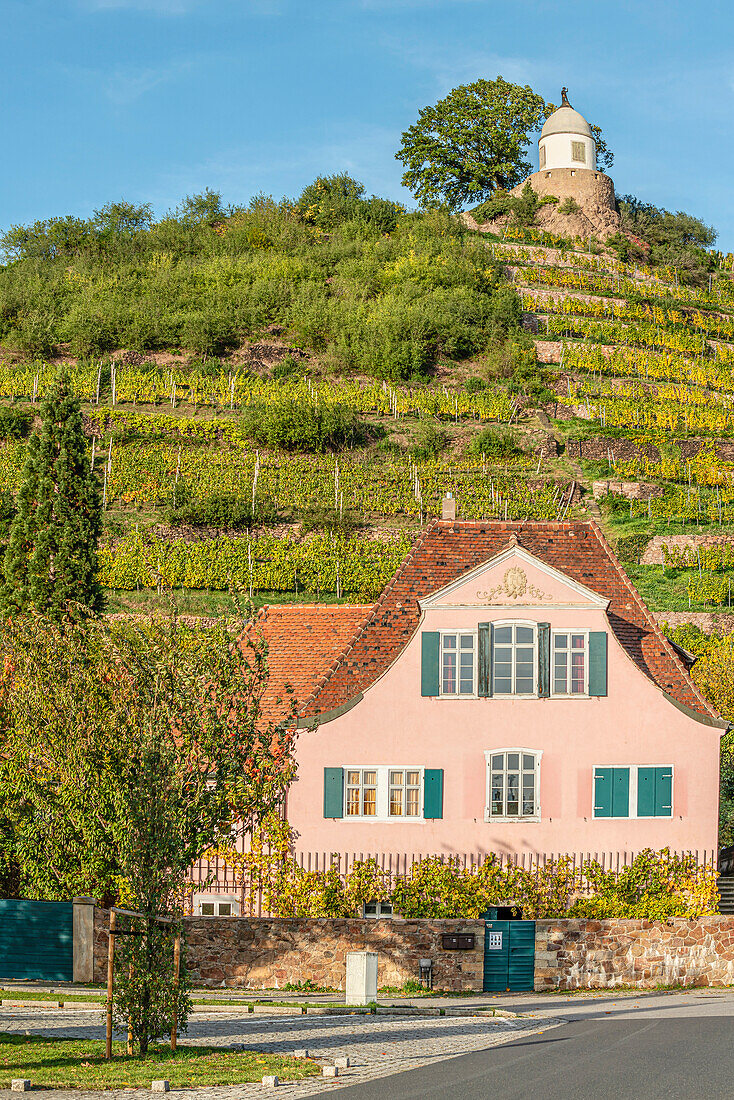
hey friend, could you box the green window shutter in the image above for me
[588,632,608,696]
[655,767,673,817]
[594,768,613,817]
[637,767,656,817]
[423,769,444,819]
[323,768,344,818]
[478,622,493,697]
[612,767,629,817]
[421,632,440,697]
[538,622,550,698]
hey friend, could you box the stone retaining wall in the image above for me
[535,917,734,990]
[90,910,734,993]
[92,910,484,991]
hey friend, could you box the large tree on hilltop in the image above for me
[1,373,104,618]
[395,76,546,210]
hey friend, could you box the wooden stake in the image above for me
[106,910,117,1060]
[127,958,134,1056]
[171,929,181,1052]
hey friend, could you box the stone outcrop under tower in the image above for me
[510,166,621,240]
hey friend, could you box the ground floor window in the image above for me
[486,750,540,820]
[344,767,425,820]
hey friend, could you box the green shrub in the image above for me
[616,532,651,563]
[412,419,448,460]
[242,401,363,452]
[464,376,485,393]
[0,407,33,439]
[0,489,16,536]
[300,505,360,536]
[558,197,581,215]
[166,493,274,529]
[467,427,523,460]
[271,354,300,381]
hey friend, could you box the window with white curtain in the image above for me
[492,624,536,695]
[486,750,540,820]
[441,632,475,695]
[552,632,588,695]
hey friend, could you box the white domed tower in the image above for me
[538,88,597,172]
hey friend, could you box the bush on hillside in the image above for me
[0,188,525,382]
[616,195,716,284]
[412,419,448,460]
[166,492,275,530]
[242,400,363,452]
[0,407,33,438]
[467,426,523,460]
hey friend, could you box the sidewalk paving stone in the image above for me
[0,1004,554,1098]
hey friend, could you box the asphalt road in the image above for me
[330,1013,734,1100]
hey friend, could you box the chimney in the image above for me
[441,492,456,521]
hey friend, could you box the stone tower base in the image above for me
[462,167,622,242]
[511,168,621,240]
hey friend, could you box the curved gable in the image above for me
[298,520,718,723]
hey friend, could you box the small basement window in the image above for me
[195,896,239,916]
[363,900,394,918]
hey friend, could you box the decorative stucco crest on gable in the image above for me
[420,544,609,611]
[477,565,554,604]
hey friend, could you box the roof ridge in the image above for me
[587,518,717,718]
[299,521,440,717]
[262,603,373,613]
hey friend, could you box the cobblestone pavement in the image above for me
[0,1005,555,1098]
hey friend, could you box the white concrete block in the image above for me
[323,1065,339,1077]
[11,1081,30,1092]
[345,950,378,1006]
[333,1056,350,1068]
[293,1049,309,1058]
[151,1081,170,1092]
[262,1075,279,1087]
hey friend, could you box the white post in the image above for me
[345,951,378,1006]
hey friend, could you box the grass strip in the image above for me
[0,1035,318,1089]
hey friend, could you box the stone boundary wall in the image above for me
[90,911,734,993]
[535,917,734,990]
[92,910,484,991]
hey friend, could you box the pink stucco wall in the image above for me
[287,553,722,857]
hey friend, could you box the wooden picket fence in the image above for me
[187,846,719,917]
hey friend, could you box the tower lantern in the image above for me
[538,88,597,172]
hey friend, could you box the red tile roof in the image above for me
[256,604,373,721]
[288,520,719,724]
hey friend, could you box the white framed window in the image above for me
[363,900,394,918]
[552,632,588,696]
[493,623,536,695]
[389,769,421,817]
[194,895,240,916]
[485,749,541,821]
[572,140,586,163]
[441,632,476,695]
[346,769,377,817]
[344,767,425,821]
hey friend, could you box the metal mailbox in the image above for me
[441,933,475,951]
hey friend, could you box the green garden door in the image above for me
[0,900,73,981]
[482,919,535,992]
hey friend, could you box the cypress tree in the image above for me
[1,374,104,618]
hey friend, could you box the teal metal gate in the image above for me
[0,900,73,981]
[482,919,535,992]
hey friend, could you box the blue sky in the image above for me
[2,0,733,248]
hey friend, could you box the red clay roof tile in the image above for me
[293,520,717,722]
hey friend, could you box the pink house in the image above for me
[258,518,725,863]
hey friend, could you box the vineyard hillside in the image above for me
[1,187,734,645]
